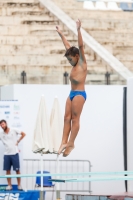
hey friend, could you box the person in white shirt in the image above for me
[0,119,26,191]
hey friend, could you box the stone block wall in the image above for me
[0,0,127,85]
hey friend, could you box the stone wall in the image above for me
[52,0,133,81]
[0,0,128,85]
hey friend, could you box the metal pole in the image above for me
[40,152,44,200]
[88,161,92,194]
[21,71,26,84]
[40,191,44,200]
[56,155,60,200]
[63,72,69,84]
[105,72,110,85]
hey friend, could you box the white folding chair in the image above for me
[95,1,107,10]
[107,2,122,11]
[83,1,95,10]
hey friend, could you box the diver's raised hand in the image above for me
[76,19,81,30]
[56,26,62,35]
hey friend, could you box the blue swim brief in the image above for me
[69,90,87,101]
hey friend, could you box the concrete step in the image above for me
[0,55,93,65]
[88,64,111,73]
[0,45,65,55]
[0,55,96,66]
[0,64,125,85]
[0,65,65,74]
[0,8,50,17]
[115,54,133,62]
[4,64,107,74]
[103,45,133,52]
[29,29,69,36]
[89,30,133,36]
[89,31,133,42]
[0,75,65,85]
[100,41,133,47]
[87,73,122,81]
[4,35,131,50]
[0,5,42,16]
[122,61,133,70]
[51,0,83,9]
[0,25,70,36]
[0,77,124,85]
[0,44,98,66]
[0,2,40,6]
[86,74,125,85]
[0,36,77,45]
[0,45,94,56]
[0,0,130,85]
[0,16,58,25]
[82,19,133,31]
[112,47,133,60]
[0,0,39,3]
[10,11,49,16]
[102,45,133,57]
[63,9,133,20]
[0,55,64,65]
[0,64,70,84]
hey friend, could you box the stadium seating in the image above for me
[95,1,107,10]
[81,0,133,11]
[0,0,131,85]
[107,2,121,11]
[83,1,96,10]
[52,0,133,84]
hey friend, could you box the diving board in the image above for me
[49,176,133,183]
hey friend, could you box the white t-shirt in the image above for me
[0,128,21,155]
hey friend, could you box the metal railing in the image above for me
[23,159,92,194]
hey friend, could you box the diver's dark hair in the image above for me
[0,120,7,124]
[64,46,79,57]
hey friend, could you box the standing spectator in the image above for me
[0,119,26,191]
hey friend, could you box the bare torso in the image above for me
[70,63,87,91]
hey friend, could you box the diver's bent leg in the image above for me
[58,97,72,154]
[63,95,85,157]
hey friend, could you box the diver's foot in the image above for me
[58,143,67,155]
[63,144,74,157]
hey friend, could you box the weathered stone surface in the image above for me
[51,0,133,82]
[0,0,129,85]
[0,16,58,25]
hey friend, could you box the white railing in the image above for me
[23,159,92,194]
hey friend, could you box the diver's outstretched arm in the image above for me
[76,19,87,70]
[56,26,71,50]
